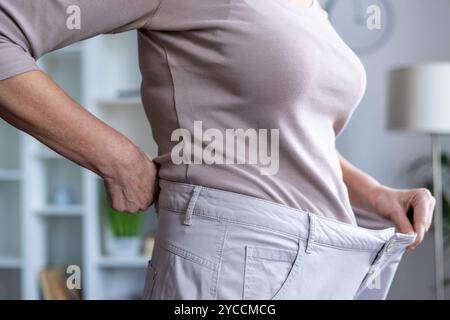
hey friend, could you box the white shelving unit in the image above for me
[0,31,158,299]
[0,114,22,300]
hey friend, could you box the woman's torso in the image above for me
[138,0,367,224]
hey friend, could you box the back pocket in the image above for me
[243,245,301,300]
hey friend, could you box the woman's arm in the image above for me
[0,71,157,213]
[0,1,164,212]
[338,152,435,251]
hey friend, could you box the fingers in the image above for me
[426,196,436,232]
[392,209,415,235]
[102,156,157,214]
[407,189,435,251]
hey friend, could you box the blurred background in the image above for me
[0,0,449,299]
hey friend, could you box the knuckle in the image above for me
[418,188,432,199]
[128,205,139,213]
[113,205,125,212]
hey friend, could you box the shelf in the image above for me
[95,97,156,156]
[97,98,142,108]
[0,120,20,171]
[38,50,82,103]
[45,216,83,267]
[0,170,21,181]
[0,31,161,299]
[0,257,22,269]
[0,181,21,258]
[0,269,21,299]
[42,158,82,205]
[97,256,149,268]
[36,205,84,217]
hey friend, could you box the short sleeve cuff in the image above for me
[0,44,40,80]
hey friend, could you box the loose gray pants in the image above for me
[143,180,416,300]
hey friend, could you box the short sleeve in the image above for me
[0,0,163,80]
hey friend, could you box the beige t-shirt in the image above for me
[0,0,367,224]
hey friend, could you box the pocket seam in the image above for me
[243,243,304,300]
[156,238,219,271]
[272,242,304,300]
[246,246,298,262]
[143,262,157,300]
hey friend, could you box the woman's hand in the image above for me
[371,186,436,251]
[338,152,436,251]
[102,147,158,213]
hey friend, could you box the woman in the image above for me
[0,0,435,299]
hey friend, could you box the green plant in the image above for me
[101,186,143,238]
[107,206,143,238]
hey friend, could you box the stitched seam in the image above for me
[160,180,363,229]
[158,206,299,239]
[161,180,315,216]
[150,39,189,183]
[158,205,383,252]
[249,255,296,263]
[158,205,221,222]
[205,213,382,252]
[210,224,228,299]
[156,239,218,271]
[243,246,253,300]
[272,241,305,300]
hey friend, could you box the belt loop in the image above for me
[305,213,316,254]
[184,186,202,226]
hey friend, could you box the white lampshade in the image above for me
[388,63,450,134]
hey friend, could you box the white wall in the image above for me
[334,0,450,299]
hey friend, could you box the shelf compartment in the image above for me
[36,205,84,217]
[0,257,22,269]
[99,187,158,257]
[44,216,83,268]
[97,32,141,100]
[0,269,21,299]
[97,256,148,268]
[0,181,21,258]
[96,98,156,157]
[0,120,20,171]
[98,269,147,300]
[0,170,22,181]
[38,50,82,103]
[43,158,82,206]
[97,98,142,108]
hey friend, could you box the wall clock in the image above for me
[320,0,395,55]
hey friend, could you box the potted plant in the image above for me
[101,188,143,257]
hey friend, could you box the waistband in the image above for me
[157,180,416,253]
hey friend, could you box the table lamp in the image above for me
[388,63,450,300]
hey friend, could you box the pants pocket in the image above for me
[143,261,157,300]
[148,240,218,299]
[243,245,301,300]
